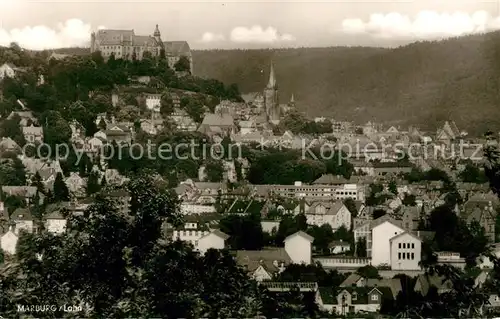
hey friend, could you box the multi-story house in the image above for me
[171,222,229,255]
[268,182,365,202]
[389,232,422,271]
[305,201,351,231]
[22,124,44,143]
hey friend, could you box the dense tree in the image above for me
[402,193,417,206]
[388,180,398,195]
[174,56,191,73]
[86,171,101,196]
[0,156,26,186]
[52,172,69,202]
[0,176,307,317]
[356,265,381,279]
[459,162,488,183]
[205,160,224,182]
[355,238,367,257]
[219,212,264,250]
[0,114,26,146]
[426,205,489,266]
[343,198,358,217]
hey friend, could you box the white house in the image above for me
[371,220,405,266]
[0,228,18,255]
[284,231,314,265]
[145,93,161,112]
[0,63,16,80]
[22,124,44,143]
[172,223,229,254]
[389,232,421,270]
[45,210,67,234]
[197,229,229,255]
[329,240,351,254]
[11,208,34,235]
[305,201,351,231]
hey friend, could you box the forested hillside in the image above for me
[192,32,500,134]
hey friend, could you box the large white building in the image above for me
[371,221,405,266]
[389,232,422,271]
[284,231,314,265]
[171,223,229,255]
[369,220,422,270]
[269,182,365,202]
[180,202,216,215]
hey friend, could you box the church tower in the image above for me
[153,24,162,43]
[264,62,280,124]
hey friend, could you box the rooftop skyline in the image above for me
[1,0,500,50]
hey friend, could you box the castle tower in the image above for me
[90,32,96,53]
[264,62,279,124]
[153,24,161,43]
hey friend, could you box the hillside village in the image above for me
[0,40,500,317]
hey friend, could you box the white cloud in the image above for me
[341,11,500,39]
[0,19,99,50]
[230,25,295,43]
[200,32,225,43]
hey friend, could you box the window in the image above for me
[411,253,414,260]
[403,243,406,249]
[398,252,401,260]
[371,294,379,301]
[412,243,415,249]
[407,252,410,259]
[398,243,401,249]
[402,253,405,260]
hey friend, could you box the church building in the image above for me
[264,63,280,124]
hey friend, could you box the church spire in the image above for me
[290,93,295,104]
[267,62,276,89]
[153,24,161,43]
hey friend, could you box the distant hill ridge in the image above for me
[55,32,500,134]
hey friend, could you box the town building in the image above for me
[22,124,44,143]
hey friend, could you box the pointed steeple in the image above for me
[154,24,161,37]
[290,94,295,104]
[267,62,276,89]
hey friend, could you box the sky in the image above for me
[1,0,500,50]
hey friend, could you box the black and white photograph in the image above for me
[0,0,500,317]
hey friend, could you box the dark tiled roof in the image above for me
[11,208,33,221]
[236,247,291,273]
[163,41,191,55]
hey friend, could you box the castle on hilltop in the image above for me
[90,24,193,74]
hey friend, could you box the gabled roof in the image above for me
[45,210,65,220]
[163,41,191,55]
[235,247,291,273]
[200,229,229,240]
[389,231,422,243]
[11,208,33,221]
[284,230,314,243]
[200,113,234,127]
